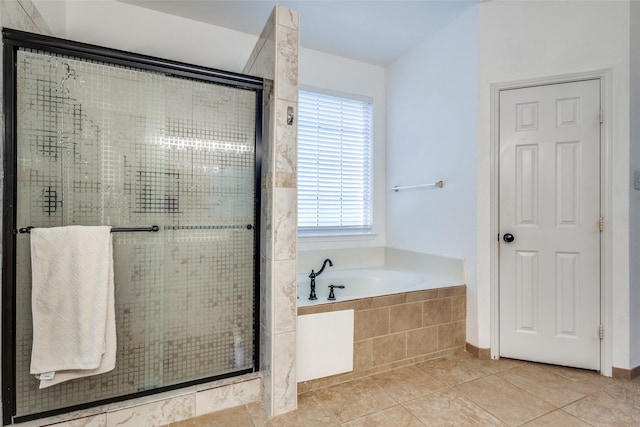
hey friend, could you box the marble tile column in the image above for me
[243,5,299,417]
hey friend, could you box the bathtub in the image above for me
[296,267,458,307]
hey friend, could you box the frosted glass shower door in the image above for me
[11,48,259,419]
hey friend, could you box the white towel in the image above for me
[29,225,116,389]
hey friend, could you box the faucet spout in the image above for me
[315,258,333,276]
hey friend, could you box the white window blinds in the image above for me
[298,90,373,235]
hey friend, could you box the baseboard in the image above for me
[612,365,640,380]
[465,342,491,360]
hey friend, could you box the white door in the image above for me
[499,80,601,370]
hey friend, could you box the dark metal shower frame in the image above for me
[1,28,263,425]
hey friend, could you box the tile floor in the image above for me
[167,351,640,426]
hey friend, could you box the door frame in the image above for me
[489,70,613,375]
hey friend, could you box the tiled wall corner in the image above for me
[244,4,299,418]
[273,259,297,334]
[272,330,297,415]
[2,0,53,35]
[273,188,297,260]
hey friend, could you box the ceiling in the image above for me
[119,0,479,66]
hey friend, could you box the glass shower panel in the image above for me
[14,49,257,418]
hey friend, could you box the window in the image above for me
[297,90,373,236]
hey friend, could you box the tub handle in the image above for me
[328,284,345,301]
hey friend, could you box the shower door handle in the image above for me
[246,224,253,230]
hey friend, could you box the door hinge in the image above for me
[599,324,604,340]
[599,216,604,232]
[600,110,604,124]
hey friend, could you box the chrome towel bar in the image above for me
[392,180,444,192]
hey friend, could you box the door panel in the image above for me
[499,80,601,370]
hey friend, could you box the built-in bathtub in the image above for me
[296,266,466,392]
[297,267,458,306]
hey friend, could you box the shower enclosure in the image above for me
[2,30,262,423]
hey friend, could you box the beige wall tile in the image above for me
[2,0,48,33]
[106,394,194,427]
[274,99,297,175]
[276,5,300,31]
[390,302,422,333]
[195,379,261,416]
[438,321,466,350]
[371,294,406,308]
[275,172,296,188]
[260,325,271,372]
[355,307,389,340]
[273,259,297,334]
[272,331,297,415]
[438,285,466,298]
[372,332,406,366]
[261,255,272,334]
[405,289,438,303]
[260,187,273,258]
[261,127,274,180]
[273,187,297,261]
[423,299,452,326]
[297,304,333,315]
[406,327,438,358]
[354,339,373,371]
[40,414,107,427]
[333,298,373,311]
[275,25,299,103]
[452,295,466,321]
[254,30,276,81]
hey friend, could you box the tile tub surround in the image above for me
[297,285,466,393]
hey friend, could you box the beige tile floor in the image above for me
[167,351,640,426]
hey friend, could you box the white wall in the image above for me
[65,0,257,73]
[477,1,631,367]
[30,0,65,35]
[386,8,478,342]
[629,0,640,369]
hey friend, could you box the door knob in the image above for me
[503,233,515,243]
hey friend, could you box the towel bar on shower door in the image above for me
[16,225,160,234]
